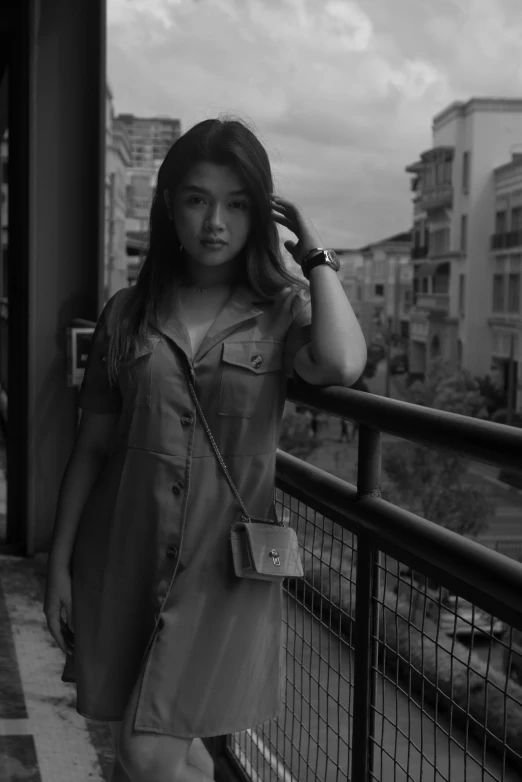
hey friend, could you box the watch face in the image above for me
[325,250,341,271]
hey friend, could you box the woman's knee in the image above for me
[118,732,190,781]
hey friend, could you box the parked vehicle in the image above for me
[395,569,503,639]
[426,595,504,638]
[390,353,409,375]
[503,626,522,685]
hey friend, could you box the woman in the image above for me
[44,117,366,782]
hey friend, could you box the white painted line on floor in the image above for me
[0,718,32,735]
[1,556,104,782]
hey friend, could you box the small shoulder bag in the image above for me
[186,374,304,582]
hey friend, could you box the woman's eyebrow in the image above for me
[181,184,248,197]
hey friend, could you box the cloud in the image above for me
[107,0,522,247]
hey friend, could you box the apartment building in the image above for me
[116,112,182,235]
[405,98,522,405]
[116,113,181,169]
[344,233,413,346]
[489,154,522,409]
[104,85,133,299]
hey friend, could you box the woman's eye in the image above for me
[187,196,205,205]
[231,201,248,210]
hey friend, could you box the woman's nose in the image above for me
[206,204,226,228]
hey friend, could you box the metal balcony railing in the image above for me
[491,231,522,251]
[411,246,429,260]
[415,293,450,313]
[205,382,522,782]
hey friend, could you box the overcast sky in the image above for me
[107,0,522,249]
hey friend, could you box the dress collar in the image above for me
[152,283,269,363]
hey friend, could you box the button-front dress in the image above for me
[69,282,312,738]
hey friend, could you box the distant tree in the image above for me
[382,358,492,537]
[475,374,507,418]
[405,357,488,418]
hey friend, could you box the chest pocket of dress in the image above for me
[218,340,284,418]
[119,336,161,409]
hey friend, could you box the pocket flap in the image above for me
[221,341,283,374]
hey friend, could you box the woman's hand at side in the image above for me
[44,563,75,655]
[43,408,121,656]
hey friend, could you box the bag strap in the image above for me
[186,371,251,520]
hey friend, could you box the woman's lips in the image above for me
[201,239,227,250]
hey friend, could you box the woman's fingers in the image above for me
[46,608,71,655]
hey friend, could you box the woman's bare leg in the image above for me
[116,678,213,782]
[187,739,214,778]
[109,721,132,781]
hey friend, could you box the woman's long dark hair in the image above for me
[107,116,307,385]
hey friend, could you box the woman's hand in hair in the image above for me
[270,195,323,267]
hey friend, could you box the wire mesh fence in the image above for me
[225,489,522,782]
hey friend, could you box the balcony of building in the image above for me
[414,292,450,314]
[490,231,522,251]
[416,182,454,212]
[2,3,522,782]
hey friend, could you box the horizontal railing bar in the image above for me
[286,378,522,468]
[276,449,522,629]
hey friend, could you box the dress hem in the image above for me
[76,705,283,738]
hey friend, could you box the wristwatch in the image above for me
[301,248,341,280]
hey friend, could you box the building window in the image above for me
[375,284,384,296]
[495,210,507,235]
[459,274,465,315]
[460,214,467,253]
[507,273,521,313]
[492,274,505,312]
[462,151,469,192]
[511,206,522,232]
[421,277,429,294]
[430,227,450,255]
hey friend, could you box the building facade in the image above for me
[104,85,132,299]
[345,233,413,347]
[116,113,181,170]
[116,113,182,235]
[406,98,522,405]
[489,155,522,410]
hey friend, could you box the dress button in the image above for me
[167,545,178,559]
[251,353,263,369]
[180,413,193,426]
[172,482,184,495]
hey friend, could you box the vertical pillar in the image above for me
[24,0,106,553]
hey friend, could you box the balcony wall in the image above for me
[491,231,522,250]
[417,183,453,211]
[415,293,450,313]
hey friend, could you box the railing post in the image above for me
[352,424,382,782]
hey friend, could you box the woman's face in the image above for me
[170,161,252,271]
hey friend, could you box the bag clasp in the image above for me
[269,548,281,567]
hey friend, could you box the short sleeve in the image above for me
[283,287,312,380]
[77,294,123,414]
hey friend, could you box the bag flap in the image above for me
[221,341,283,374]
[243,523,303,576]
